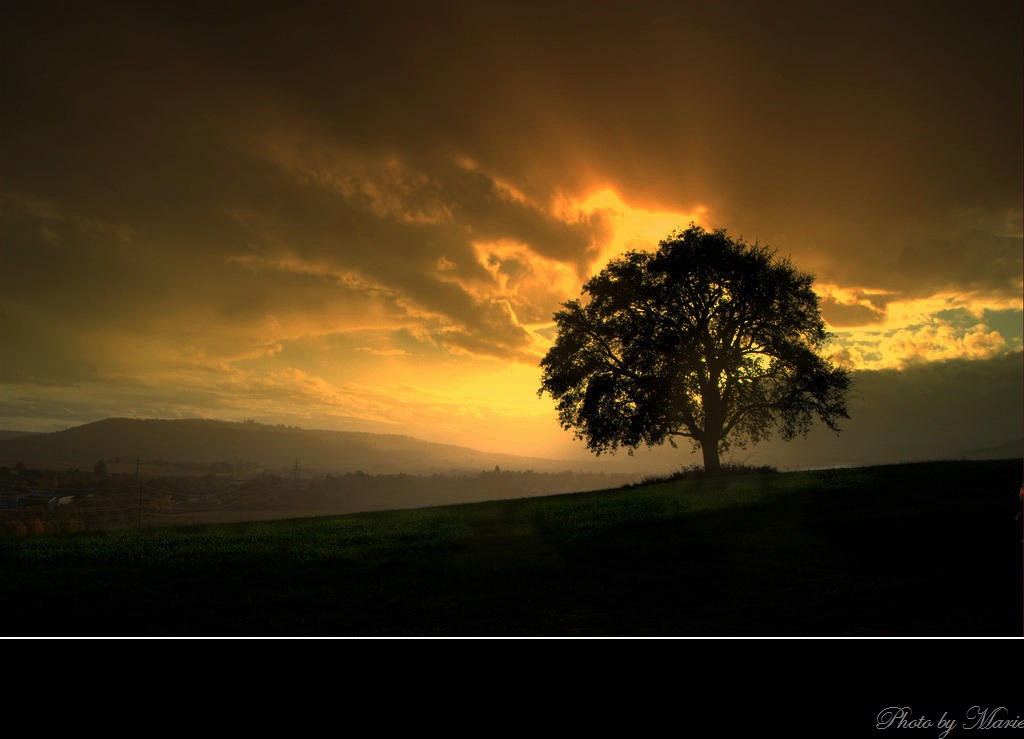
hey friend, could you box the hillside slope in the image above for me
[0,459,1019,636]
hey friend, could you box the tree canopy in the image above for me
[538,224,851,472]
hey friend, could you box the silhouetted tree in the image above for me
[539,224,851,473]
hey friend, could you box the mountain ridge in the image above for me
[0,417,605,476]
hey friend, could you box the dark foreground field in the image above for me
[1,459,1021,637]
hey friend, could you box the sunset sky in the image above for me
[2,1,1021,469]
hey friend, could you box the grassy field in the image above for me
[1,458,1021,637]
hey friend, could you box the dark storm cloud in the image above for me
[5,0,1019,247]
[618,351,1024,472]
[215,144,605,358]
[803,351,1024,467]
[0,2,617,369]
[1,0,1020,386]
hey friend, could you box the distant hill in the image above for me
[0,430,38,442]
[956,440,1023,461]
[0,417,600,476]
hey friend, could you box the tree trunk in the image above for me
[701,386,725,474]
[701,442,721,474]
